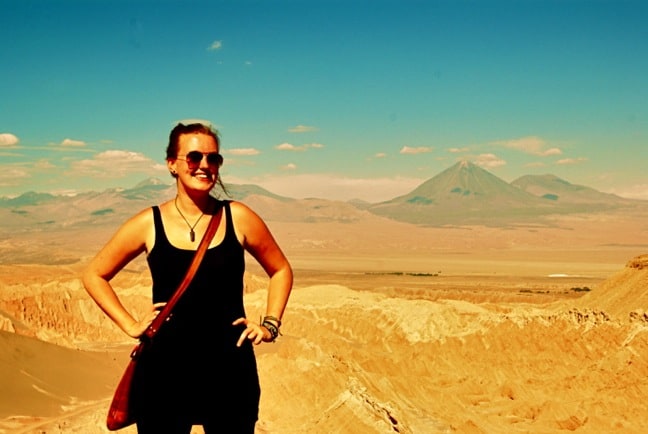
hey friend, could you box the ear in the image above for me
[167,159,178,176]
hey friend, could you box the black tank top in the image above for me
[147,200,246,345]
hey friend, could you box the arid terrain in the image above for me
[1,203,648,433]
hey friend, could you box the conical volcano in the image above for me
[368,160,555,226]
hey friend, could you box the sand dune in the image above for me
[1,212,648,433]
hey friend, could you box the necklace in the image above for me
[174,196,206,242]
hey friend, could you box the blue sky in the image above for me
[1,0,647,202]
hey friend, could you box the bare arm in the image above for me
[230,201,293,345]
[82,208,160,338]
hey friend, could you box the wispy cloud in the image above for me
[227,148,260,156]
[275,142,324,151]
[556,157,588,165]
[448,147,470,153]
[0,166,30,186]
[60,138,86,147]
[400,146,433,155]
[34,159,56,169]
[473,153,506,169]
[495,136,562,157]
[69,150,163,178]
[374,152,387,158]
[96,150,150,162]
[207,40,222,51]
[288,125,318,133]
[281,163,297,170]
[0,133,19,147]
[275,143,302,151]
[0,159,59,189]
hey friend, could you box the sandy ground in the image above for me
[1,211,648,433]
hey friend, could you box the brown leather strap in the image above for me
[143,204,221,340]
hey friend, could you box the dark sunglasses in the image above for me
[177,151,223,167]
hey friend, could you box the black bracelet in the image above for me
[262,315,282,327]
[261,320,280,342]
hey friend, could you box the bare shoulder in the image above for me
[228,200,263,221]
[112,206,156,247]
[127,205,156,229]
[228,200,269,239]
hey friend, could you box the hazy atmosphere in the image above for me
[2,1,648,434]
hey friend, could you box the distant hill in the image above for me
[366,161,646,226]
[0,177,368,233]
[0,191,57,207]
[221,183,292,202]
[511,174,635,206]
[1,163,647,232]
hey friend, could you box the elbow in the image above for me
[283,260,294,281]
[273,261,293,286]
[81,265,107,294]
[285,265,294,288]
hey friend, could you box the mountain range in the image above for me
[1,161,646,231]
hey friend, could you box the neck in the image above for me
[175,193,213,215]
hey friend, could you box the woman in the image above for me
[83,121,293,433]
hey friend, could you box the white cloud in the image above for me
[556,157,587,165]
[0,166,30,186]
[473,153,506,169]
[0,133,19,147]
[524,161,546,168]
[496,136,562,157]
[288,125,319,133]
[96,150,149,161]
[276,143,299,151]
[543,147,562,156]
[70,150,162,178]
[374,152,387,158]
[281,163,297,170]
[400,146,433,155]
[448,147,470,153]
[34,159,55,169]
[208,40,222,51]
[61,138,86,147]
[227,148,260,156]
[275,142,323,151]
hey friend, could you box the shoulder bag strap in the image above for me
[142,204,221,340]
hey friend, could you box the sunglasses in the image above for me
[177,151,224,168]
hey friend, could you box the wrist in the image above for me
[260,315,282,342]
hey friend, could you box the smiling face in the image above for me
[168,132,220,194]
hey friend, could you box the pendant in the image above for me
[190,229,195,242]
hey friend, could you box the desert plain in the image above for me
[1,203,648,434]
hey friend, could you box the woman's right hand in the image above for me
[124,302,167,338]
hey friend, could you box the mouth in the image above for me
[194,171,214,182]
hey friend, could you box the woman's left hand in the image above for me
[233,317,270,347]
